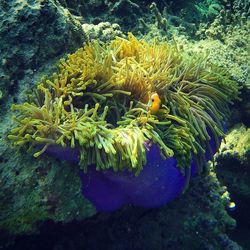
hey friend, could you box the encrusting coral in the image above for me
[8,33,239,179]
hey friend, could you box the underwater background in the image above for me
[0,0,249,249]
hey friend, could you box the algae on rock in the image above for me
[0,0,86,101]
[0,0,94,237]
[215,125,250,249]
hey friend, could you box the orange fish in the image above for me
[147,92,161,114]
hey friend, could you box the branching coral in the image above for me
[8,33,239,177]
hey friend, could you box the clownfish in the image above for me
[147,92,161,114]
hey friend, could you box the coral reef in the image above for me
[0,0,247,248]
[181,20,249,91]
[58,0,224,37]
[82,22,125,42]
[189,3,250,126]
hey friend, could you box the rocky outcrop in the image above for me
[0,0,86,101]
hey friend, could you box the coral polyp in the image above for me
[8,33,238,177]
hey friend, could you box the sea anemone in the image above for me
[8,33,239,211]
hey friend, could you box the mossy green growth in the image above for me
[8,33,239,176]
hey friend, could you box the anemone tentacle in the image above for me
[8,33,239,175]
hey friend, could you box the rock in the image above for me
[0,0,94,240]
[215,125,250,249]
[0,0,86,101]
[1,166,241,250]
[216,125,250,169]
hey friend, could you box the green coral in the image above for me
[8,33,239,177]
